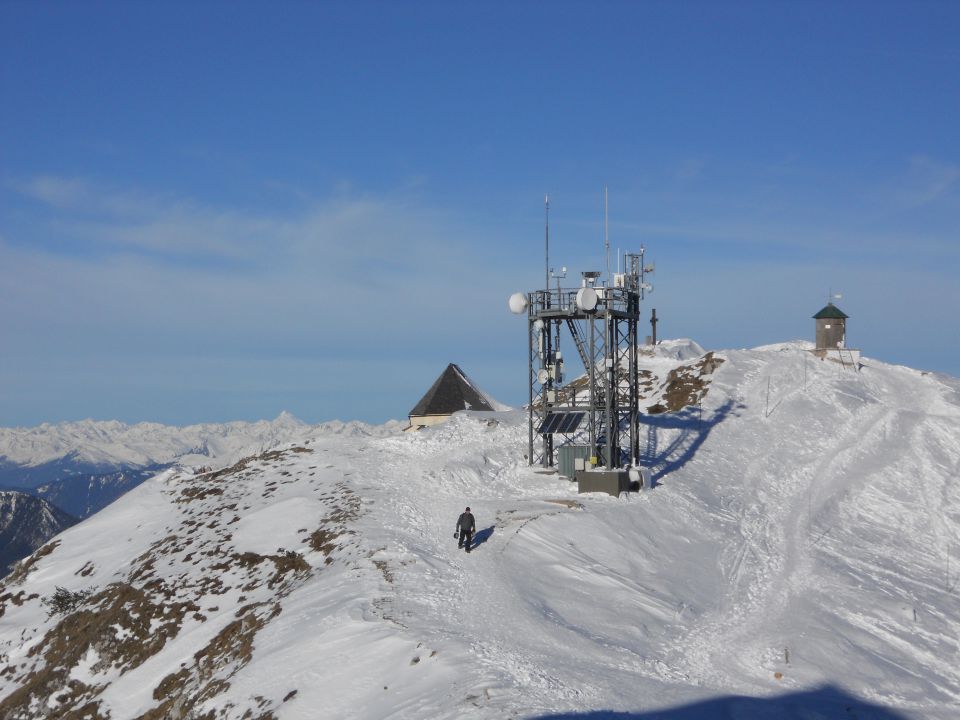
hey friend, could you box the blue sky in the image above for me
[2,1,958,426]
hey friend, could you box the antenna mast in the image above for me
[604,186,610,281]
[545,194,550,297]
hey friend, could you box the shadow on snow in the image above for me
[471,525,495,550]
[530,684,911,719]
[638,399,742,483]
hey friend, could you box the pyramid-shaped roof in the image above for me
[813,302,848,320]
[409,364,495,417]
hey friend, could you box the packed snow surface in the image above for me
[1,340,958,719]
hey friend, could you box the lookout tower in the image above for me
[811,301,860,369]
[813,302,848,349]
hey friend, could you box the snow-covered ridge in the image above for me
[1,343,959,719]
[643,336,707,361]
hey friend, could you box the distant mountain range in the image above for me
[0,491,76,576]
[0,412,310,489]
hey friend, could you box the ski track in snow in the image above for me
[650,348,960,712]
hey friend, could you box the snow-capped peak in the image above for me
[0,414,317,470]
[272,410,305,427]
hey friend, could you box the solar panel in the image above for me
[538,412,585,434]
[557,412,585,433]
[538,413,564,434]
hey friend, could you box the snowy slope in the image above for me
[1,342,958,719]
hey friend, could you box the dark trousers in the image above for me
[458,529,473,549]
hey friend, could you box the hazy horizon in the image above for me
[3,1,958,427]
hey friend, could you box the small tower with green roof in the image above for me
[813,302,848,350]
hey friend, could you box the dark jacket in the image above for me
[456,511,476,533]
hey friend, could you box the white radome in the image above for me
[575,287,598,312]
[508,292,528,314]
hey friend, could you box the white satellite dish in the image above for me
[508,292,528,314]
[537,368,549,384]
[575,287,598,312]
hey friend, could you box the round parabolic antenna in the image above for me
[537,368,549,384]
[508,292,528,314]
[576,287,598,311]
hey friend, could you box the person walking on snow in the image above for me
[455,506,476,552]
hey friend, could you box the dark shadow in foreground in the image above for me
[530,685,912,720]
[471,526,495,550]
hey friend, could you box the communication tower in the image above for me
[508,200,654,487]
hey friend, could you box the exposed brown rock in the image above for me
[3,540,60,587]
[0,581,198,718]
[648,352,725,413]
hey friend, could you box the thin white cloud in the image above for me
[900,155,960,208]
[6,176,480,274]
[0,178,530,363]
[5,172,957,425]
[14,176,171,218]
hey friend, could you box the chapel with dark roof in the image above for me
[405,364,495,431]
